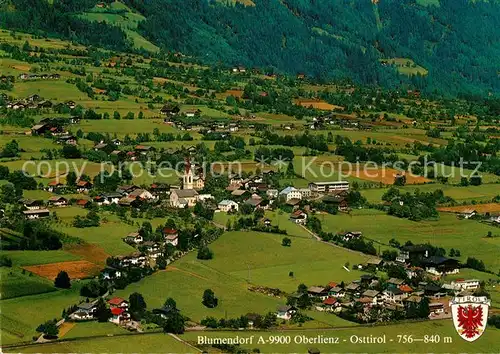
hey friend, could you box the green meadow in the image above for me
[0,267,56,299]
[0,250,81,267]
[57,214,136,256]
[0,284,87,344]
[14,332,194,353]
[361,183,500,203]
[114,230,370,324]
[321,210,500,270]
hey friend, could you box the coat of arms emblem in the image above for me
[450,296,490,342]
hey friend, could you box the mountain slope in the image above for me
[1,0,499,96]
[126,0,500,95]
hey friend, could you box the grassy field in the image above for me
[0,250,82,266]
[62,321,128,339]
[362,183,500,203]
[0,284,86,344]
[13,332,195,353]
[381,58,429,76]
[0,267,56,299]
[57,214,136,256]
[80,1,159,52]
[114,230,370,324]
[321,210,500,270]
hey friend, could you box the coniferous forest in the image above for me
[1,0,499,97]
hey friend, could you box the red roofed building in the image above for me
[109,306,130,324]
[321,297,340,312]
[108,297,129,309]
[162,228,179,247]
[111,307,124,316]
[399,285,413,294]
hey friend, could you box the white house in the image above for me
[23,209,50,219]
[279,186,302,201]
[328,287,346,298]
[218,200,239,212]
[71,302,97,320]
[298,188,311,199]
[382,288,407,303]
[124,232,143,244]
[276,305,297,320]
[128,188,156,200]
[308,181,349,193]
[266,189,278,199]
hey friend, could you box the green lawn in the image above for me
[0,250,81,266]
[362,183,500,203]
[14,332,195,353]
[0,267,56,299]
[321,210,500,270]
[62,321,128,339]
[0,284,86,344]
[57,215,136,256]
[115,230,370,325]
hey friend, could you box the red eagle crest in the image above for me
[457,305,484,339]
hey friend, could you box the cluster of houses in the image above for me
[3,93,76,112]
[123,227,179,261]
[18,73,61,81]
[277,271,480,322]
[71,297,131,325]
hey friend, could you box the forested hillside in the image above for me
[1,0,499,96]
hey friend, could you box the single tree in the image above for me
[202,289,218,308]
[281,237,292,247]
[54,271,71,289]
[129,292,147,314]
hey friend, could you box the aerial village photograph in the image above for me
[0,0,499,353]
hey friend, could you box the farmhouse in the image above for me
[218,200,239,212]
[108,297,129,309]
[459,209,477,219]
[48,196,68,207]
[23,209,50,219]
[76,180,92,193]
[143,241,162,259]
[71,302,97,320]
[117,253,148,268]
[124,232,143,244]
[307,286,329,300]
[429,302,446,317]
[421,256,460,276]
[308,181,349,193]
[101,268,122,280]
[362,290,380,305]
[382,288,407,303]
[290,210,307,224]
[22,199,44,210]
[47,181,64,192]
[110,307,131,324]
[160,103,180,116]
[339,231,362,242]
[276,305,297,320]
[128,188,155,200]
[279,186,302,201]
[320,297,341,312]
[328,287,345,298]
